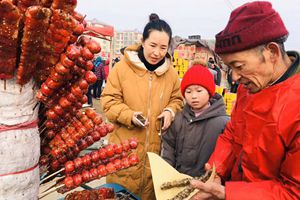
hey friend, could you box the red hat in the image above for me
[215,1,288,54]
[181,65,215,97]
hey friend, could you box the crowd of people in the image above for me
[84,57,110,107]
[97,1,299,199]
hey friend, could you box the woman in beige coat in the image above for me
[100,13,183,199]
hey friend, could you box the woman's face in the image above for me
[142,30,169,65]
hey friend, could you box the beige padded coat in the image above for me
[100,44,183,199]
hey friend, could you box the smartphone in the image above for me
[135,114,146,126]
[158,117,164,136]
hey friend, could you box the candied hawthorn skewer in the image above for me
[41,139,138,183]
[17,6,51,85]
[51,0,77,14]
[166,165,216,200]
[0,0,21,80]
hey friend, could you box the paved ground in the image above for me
[91,96,104,116]
[40,97,107,200]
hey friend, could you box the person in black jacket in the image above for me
[161,64,229,177]
[93,56,105,99]
[208,57,222,86]
[227,68,239,93]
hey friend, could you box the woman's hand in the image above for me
[132,112,148,127]
[157,110,173,130]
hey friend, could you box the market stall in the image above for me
[170,36,217,78]
[170,36,236,115]
[0,1,139,199]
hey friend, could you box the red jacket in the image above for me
[104,65,109,81]
[209,73,300,199]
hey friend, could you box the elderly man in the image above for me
[191,1,300,200]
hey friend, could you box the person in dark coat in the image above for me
[227,68,239,93]
[93,56,105,99]
[161,64,229,177]
[103,60,110,83]
[208,57,222,86]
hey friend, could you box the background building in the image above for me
[113,30,142,56]
[85,19,142,61]
[85,19,114,60]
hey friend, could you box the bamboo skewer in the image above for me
[39,175,66,198]
[40,168,64,184]
[39,126,47,135]
[38,184,64,199]
[39,118,48,129]
[206,164,216,182]
[32,102,39,111]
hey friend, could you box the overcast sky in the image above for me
[77,0,300,50]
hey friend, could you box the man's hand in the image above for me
[190,163,225,200]
[190,180,225,200]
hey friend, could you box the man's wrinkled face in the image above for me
[221,47,275,93]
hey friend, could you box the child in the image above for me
[161,63,230,177]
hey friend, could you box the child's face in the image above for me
[184,85,210,110]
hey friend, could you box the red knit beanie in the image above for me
[181,65,215,97]
[215,1,288,54]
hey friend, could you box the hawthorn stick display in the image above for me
[0,0,108,199]
[39,153,140,198]
[40,138,138,183]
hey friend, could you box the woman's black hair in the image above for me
[142,13,172,45]
[120,46,126,55]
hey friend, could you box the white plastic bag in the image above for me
[0,77,40,199]
[0,78,39,125]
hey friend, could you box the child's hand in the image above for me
[157,110,172,130]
